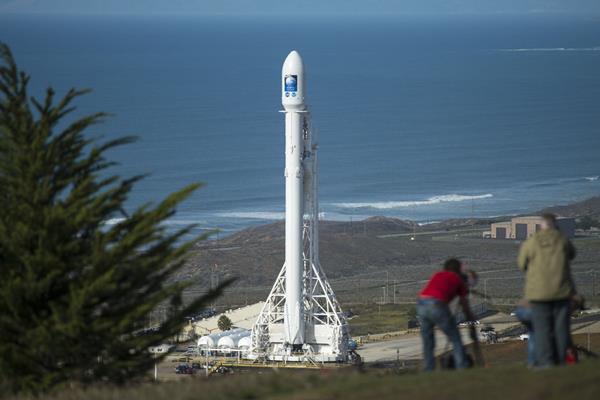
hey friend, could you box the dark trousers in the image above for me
[530,299,570,367]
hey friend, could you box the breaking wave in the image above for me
[104,217,209,226]
[332,194,493,210]
[498,46,600,52]
[215,211,284,220]
[216,211,326,221]
[529,176,600,188]
[163,219,209,226]
[104,217,125,225]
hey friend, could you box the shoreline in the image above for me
[200,195,600,242]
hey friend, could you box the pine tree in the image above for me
[0,43,230,392]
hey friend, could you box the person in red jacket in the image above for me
[417,258,476,371]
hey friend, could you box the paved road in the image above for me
[358,312,523,363]
[358,329,474,363]
[358,312,600,363]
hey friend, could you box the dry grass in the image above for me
[4,335,600,399]
[5,359,600,400]
[459,333,600,367]
[347,303,413,336]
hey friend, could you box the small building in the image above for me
[490,216,575,240]
[490,221,512,239]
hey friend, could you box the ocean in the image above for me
[1,14,599,237]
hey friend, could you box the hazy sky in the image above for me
[1,0,600,16]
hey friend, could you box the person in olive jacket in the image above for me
[518,213,576,368]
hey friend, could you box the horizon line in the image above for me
[2,10,600,18]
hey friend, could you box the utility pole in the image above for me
[358,279,362,303]
[205,350,209,377]
[210,263,218,310]
[588,332,591,352]
[386,270,389,304]
[484,279,488,302]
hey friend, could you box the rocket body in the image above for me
[282,51,306,346]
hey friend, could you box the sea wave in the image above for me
[162,219,208,226]
[332,194,494,210]
[529,176,600,188]
[105,217,125,225]
[215,211,284,220]
[498,47,600,52]
[104,217,209,226]
[216,211,327,221]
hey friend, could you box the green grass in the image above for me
[346,303,413,336]
[7,360,600,400]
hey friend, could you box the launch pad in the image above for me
[248,51,350,363]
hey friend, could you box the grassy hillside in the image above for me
[347,303,413,336]
[179,196,600,309]
[543,196,600,220]
[463,333,600,367]
[9,360,600,400]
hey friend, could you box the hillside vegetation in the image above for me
[6,360,600,400]
[181,196,600,307]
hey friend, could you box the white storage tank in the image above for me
[238,335,252,352]
[197,328,244,350]
[216,331,251,353]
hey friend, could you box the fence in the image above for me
[147,269,599,327]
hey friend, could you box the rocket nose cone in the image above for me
[286,50,302,62]
[282,50,306,108]
[283,50,304,74]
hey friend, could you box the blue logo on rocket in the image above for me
[284,75,298,93]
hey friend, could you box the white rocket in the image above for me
[249,50,348,362]
[282,50,306,346]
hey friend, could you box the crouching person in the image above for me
[417,258,476,371]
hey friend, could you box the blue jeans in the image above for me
[417,299,468,371]
[514,306,536,367]
[530,299,571,368]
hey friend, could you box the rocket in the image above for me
[249,50,348,362]
[282,50,306,346]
